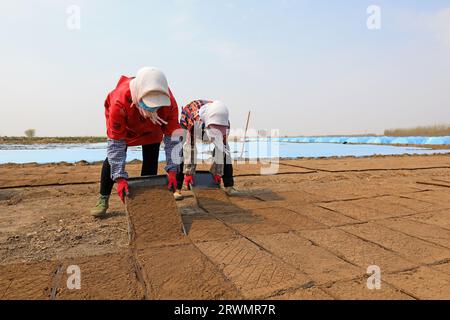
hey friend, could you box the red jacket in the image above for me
[104,76,180,146]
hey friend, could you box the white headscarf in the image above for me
[199,101,229,127]
[129,67,170,126]
[129,67,170,108]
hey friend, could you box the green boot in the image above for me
[90,195,110,217]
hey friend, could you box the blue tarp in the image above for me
[1,140,450,164]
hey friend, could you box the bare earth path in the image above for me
[0,154,449,300]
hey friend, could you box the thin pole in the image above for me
[240,110,251,159]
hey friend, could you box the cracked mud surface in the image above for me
[1,154,450,299]
[126,187,187,248]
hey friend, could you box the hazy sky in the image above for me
[1,0,449,136]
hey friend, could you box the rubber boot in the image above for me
[173,190,184,201]
[90,195,110,217]
[224,187,239,196]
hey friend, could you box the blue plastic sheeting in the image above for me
[253,136,450,145]
[1,141,450,164]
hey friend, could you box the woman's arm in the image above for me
[107,139,128,180]
[163,135,182,173]
[161,88,183,173]
[210,141,230,176]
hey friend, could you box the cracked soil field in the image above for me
[1,154,450,300]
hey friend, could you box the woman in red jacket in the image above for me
[90,67,183,218]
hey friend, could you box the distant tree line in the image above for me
[384,124,450,137]
[25,129,36,138]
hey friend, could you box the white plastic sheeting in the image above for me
[1,140,450,164]
[251,136,450,145]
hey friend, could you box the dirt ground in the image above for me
[1,154,450,300]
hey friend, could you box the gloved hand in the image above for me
[167,171,177,192]
[184,175,194,189]
[116,178,129,204]
[214,174,222,185]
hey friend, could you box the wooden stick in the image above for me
[240,110,251,159]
